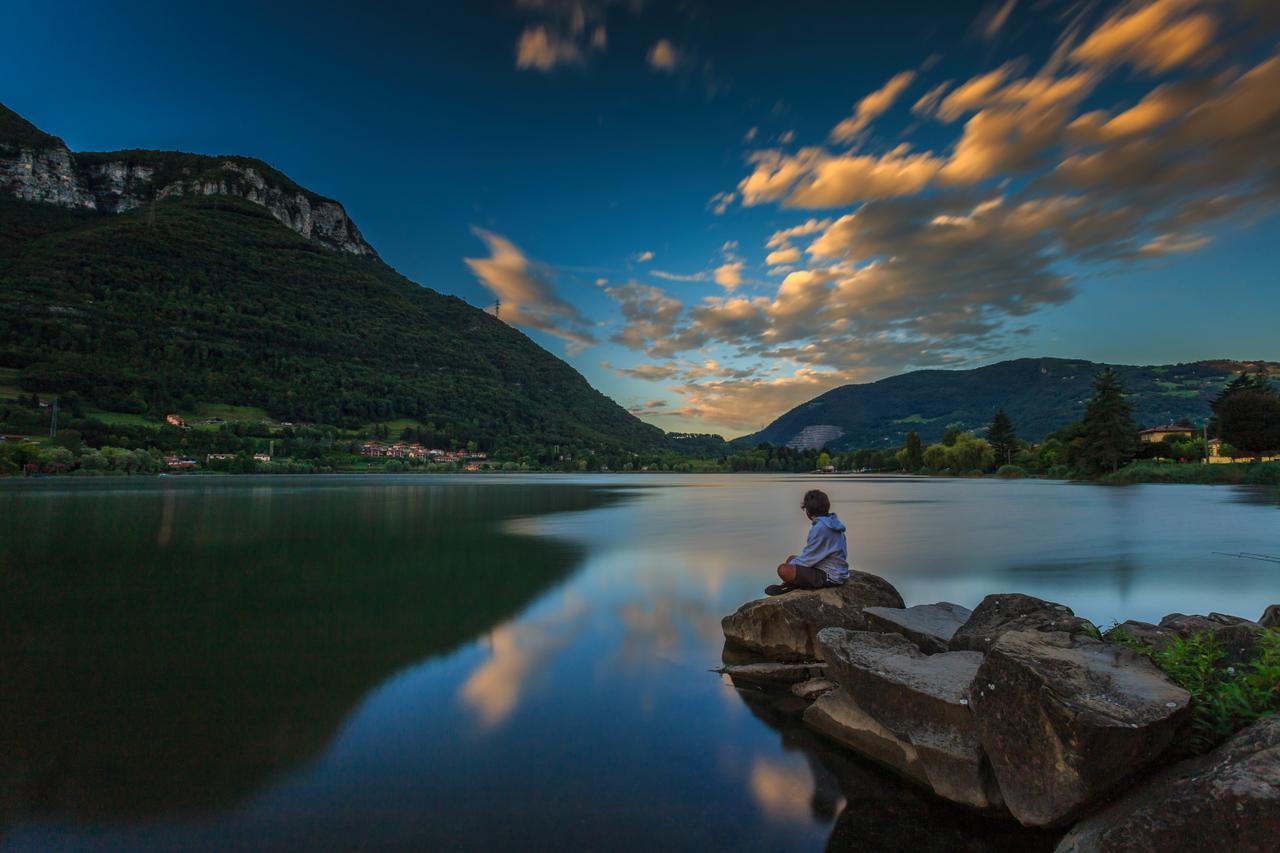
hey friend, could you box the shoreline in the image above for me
[3,465,1278,488]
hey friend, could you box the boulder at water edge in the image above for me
[863,602,972,654]
[721,571,903,661]
[950,593,1097,653]
[1159,612,1265,665]
[1056,715,1280,853]
[1109,620,1178,650]
[804,687,933,789]
[813,629,1001,810]
[970,630,1191,827]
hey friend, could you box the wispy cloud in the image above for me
[647,38,679,71]
[464,228,598,351]
[979,0,1018,41]
[513,0,617,71]
[651,269,710,282]
[830,70,916,142]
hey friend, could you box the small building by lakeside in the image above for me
[1205,438,1280,464]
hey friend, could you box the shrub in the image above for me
[1242,462,1280,485]
[995,464,1026,479]
[1107,626,1280,753]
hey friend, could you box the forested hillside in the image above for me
[740,357,1280,451]
[0,192,666,453]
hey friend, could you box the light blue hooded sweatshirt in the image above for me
[792,513,849,584]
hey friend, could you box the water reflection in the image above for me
[0,476,629,823]
[2,474,1277,851]
[459,597,588,729]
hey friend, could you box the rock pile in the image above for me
[721,581,1279,847]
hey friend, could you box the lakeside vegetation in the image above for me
[1106,625,1280,755]
[4,367,1279,481]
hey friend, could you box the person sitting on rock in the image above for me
[766,489,850,595]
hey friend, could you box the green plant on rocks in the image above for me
[1105,625,1280,753]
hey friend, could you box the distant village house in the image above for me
[360,441,486,463]
[1139,424,1194,443]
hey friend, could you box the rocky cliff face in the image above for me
[0,105,374,256]
[0,145,96,209]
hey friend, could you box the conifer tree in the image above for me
[903,430,924,471]
[987,409,1017,465]
[1079,368,1139,474]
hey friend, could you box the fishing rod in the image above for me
[1213,552,1280,564]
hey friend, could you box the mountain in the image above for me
[739,357,1280,451]
[0,103,667,452]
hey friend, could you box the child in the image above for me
[766,489,849,595]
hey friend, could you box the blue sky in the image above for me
[5,0,1279,437]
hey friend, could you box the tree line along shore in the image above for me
[2,368,1278,483]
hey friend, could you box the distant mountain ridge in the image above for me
[738,358,1280,451]
[0,104,670,452]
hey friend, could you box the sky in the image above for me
[5,0,1280,437]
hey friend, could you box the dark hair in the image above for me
[802,489,831,518]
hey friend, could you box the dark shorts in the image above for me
[791,563,838,590]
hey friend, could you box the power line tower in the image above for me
[494,297,501,319]
[49,396,59,438]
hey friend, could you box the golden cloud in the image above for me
[830,70,917,142]
[648,38,679,71]
[464,228,598,350]
[1071,0,1217,74]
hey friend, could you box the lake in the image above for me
[1,474,1277,851]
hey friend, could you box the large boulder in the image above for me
[815,628,1001,810]
[1056,715,1280,852]
[1108,620,1178,650]
[950,593,1096,653]
[721,571,903,661]
[1159,612,1265,665]
[804,688,932,789]
[863,602,972,654]
[971,630,1191,827]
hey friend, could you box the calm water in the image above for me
[1,474,1277,851]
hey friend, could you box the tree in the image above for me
[1215,390,1280,457]
[942,425,961,447]
[1078,368,1139,474]
[946,434,995,473]
[51,428,83,453]
[817,451,832,470]
[922,444,948,471]
[1212,371,1272,414]
[902,431,924,471]
[987,409,1017,466]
